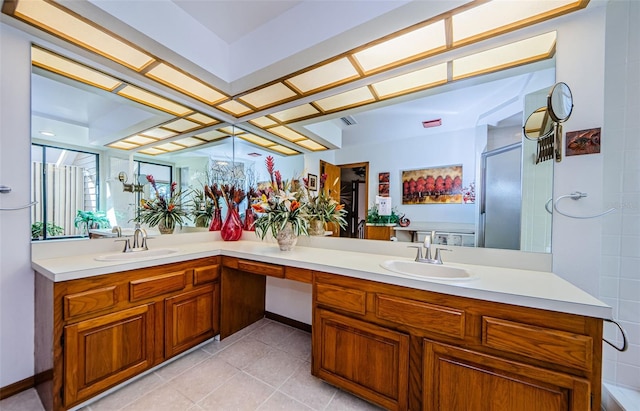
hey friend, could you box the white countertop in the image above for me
[32,234,611,320]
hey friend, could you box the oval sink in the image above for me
[380,260,474,281]
[95,248,178,262]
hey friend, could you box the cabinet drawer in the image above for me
[375,294,465,339]
[285,266,313,283]
[194,264,220,285]
[482,317,593,371]
[129,271,187,302]
[64,286,117,319]
[316,282,366,315]
[236,259,284,278]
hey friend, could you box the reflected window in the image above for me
[31,143,99,240]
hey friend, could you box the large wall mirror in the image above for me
[30,48,554,253]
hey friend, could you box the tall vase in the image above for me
[209,208,222,231]
[276,222,298,251]
[308,218,325,236]
[243,207,256,231]
[221,205,242,241]
[158,218,175,234]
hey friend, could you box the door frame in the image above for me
[320,160,369,237]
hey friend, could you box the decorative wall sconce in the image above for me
[118,172,146,192]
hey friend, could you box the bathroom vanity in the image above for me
[32,236,610,411]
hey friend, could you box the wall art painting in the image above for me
[566,127,601,156]
[378,172,390,197]
[402,165,463,204]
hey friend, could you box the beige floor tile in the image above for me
[256,391,313,411]
[246,321,296,347]
[170,354,240,402]
[155,348,211,381]
[325,390,386,410]
[278,362,337,410]
[197,372,275,411]
[216,338,271,370]
[243,348,305,388]
[87,372,165,411]
[120,383,194,411]
[0,389,44,411]
[275,329,312,361]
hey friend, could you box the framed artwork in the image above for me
[566,127,601,156]
[401,165,463,204]
[378,172,390,197]
[307,173,318,191]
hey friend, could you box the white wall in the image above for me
[0,23,34,387]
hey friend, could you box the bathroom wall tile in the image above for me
[619,279,640,301]
[600,276,619,298]
[621,215,640,235]
[618,343,640,367]
[620,320,640,343]
[603,359,618,382]
[600,255,620,277]
[620,236,640,258]
[618,300,640,323]
[602,235,622,256]
[616,363,640,391]
[620,257,640,279]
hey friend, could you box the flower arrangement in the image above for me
[303,173,347,233]
[252,156,308,240]
[134,175,186,231]
[189,188,215,227]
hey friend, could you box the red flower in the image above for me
[335,204,344,211]
[252,203,265,213]
[168,204,175,212]
[290,200,300,211]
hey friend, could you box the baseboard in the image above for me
[0,369,51,401]
[265,311,312,333]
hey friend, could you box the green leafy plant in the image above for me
[189,188,215,227]
[366,204,400,225]
[303,173,347,229]
[74,210,110,235]
[31,221,64,239]
[134,175,186,230]
[252,156,308,239]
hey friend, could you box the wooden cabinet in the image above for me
[35,257,220,411]
[365,225,395,240]
[314,308,409,411]
[423,340,590,411]
[312,271,602,411]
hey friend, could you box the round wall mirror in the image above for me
[523,106,554,140]
[547,82,573,122]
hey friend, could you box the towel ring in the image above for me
[603,319,628,352]
[0,201,38,211]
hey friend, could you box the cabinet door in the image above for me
[165,283,218,358]
[423,340,591,411]
[64,304,155,407]
[313,308,409,411]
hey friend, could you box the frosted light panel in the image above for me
[269,145,299,155]
[173,137,205,147]
[453,0,577,43]
[32,47,122,91]
[314,87,375,112]
[141,128,177,139]
[108,141,138,150]
[195,130,227,141]
[270,104,320,122]
[146,63,227,104]
[372,63,448,98]
[117,85,191,116]
[138,147,166,155]
[286,58,359,94]
[353,21,446,73]
[187,113,218,125]
[453,32,556,79]
[17,0,154,71]
[217,100,252,116]
[249,117,278,128]
[270,126,306,142]
[124,136,156,145]
[161,118,200,132]
[239,83,297,108]
[238,134,276,147]
[296,139,326,151]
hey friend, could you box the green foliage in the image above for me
[74,210,110,235]
[133,176,186,229]
[189,188,214,227]
[366,204,400,225]
[31,221,64,239]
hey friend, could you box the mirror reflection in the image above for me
[30,55,554,252]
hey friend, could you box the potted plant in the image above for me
[74,210,110,236]
[252,156,308,250]
[189,188,215,228]
[31,221,64,239]
[303,173,347,235]
[134,175,186,234]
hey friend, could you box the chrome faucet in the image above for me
[132,227,148,251]
[112,226,122,237]
[409,236,450,264]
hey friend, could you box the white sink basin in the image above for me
[95,248,179,262]
[380,260,474,281]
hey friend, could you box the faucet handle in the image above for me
[115,238,131,253]
[434,248,451,264]
[408,245,423,261]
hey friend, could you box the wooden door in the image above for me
[64,304,155,407]
[320,161,342,236]
[313,308,409,411]
[165,283,218,358]
[422,340,591,411]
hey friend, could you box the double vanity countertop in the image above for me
[32,234,611,320]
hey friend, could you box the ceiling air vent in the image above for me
[422,118,442,128]
[247,152,262,157]
[340,115,358,126]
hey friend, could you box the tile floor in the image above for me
[0,319,384,411]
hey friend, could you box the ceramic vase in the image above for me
[221,206,242,241]
[243,207,256,231]
[158,219,174,234]
[308,218,325,236]
[209,208,222,231]
[276,222,297,251]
